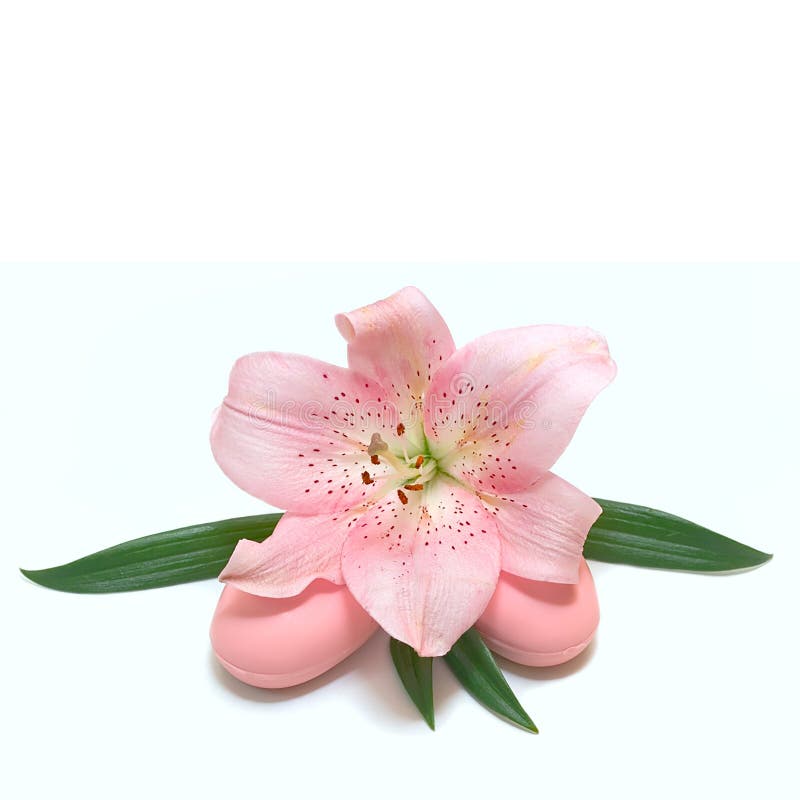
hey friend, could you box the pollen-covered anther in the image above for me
[414,455,424,468]
[370,454,380,465]
[396,423,405,436]
[397,489,409,505]
[361,471,374,485]
[404,483,424,491]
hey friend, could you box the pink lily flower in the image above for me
[212,287,616,657]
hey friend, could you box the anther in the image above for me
[361,471,373,485]
[404,484,424,491]
[370,454,380,465]
[414,455,424,468]
[397,489,409,505]
[396,423,405,436]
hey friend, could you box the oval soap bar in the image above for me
[476,558,599,667]
[211,579,379,688]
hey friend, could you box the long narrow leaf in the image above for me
[585,499,772,571]
[20,514,280,593]
[389,638,435,730]
[20,497,772,594]
[444,628,538,733]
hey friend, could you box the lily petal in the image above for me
[219,511,351,596]
[341,479,501,656]
[488,473,602,583]
[425,325,616,493]
[211,352,404,513]
[335,287,455,439]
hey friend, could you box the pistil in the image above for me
[367,432,415,477]
[366,430,440,495]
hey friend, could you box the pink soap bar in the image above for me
[476,558,599,667]
[211,579,379,688]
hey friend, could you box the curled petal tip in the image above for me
[334,313,356,342]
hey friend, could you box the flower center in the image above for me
[362,431,439,498]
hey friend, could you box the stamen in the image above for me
[361,471,373,485]
[396,423,405,436]
[414,455,424,468]
[370,454,380,465]
[397,489,409,505]
[418,459,438,480]
[404,483,424,491]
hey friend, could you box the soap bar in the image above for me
[476,558,599,667]
[212,560,598,688]
[211,579,379,688]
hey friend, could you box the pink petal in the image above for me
[488,472,602,583]
[211,352,405,513]
[341,480,501,656]
[219,511,351,596]
[335,287,455,437]
[424,325,616,493]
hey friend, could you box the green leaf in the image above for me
[20,497,772,594]
[20,514,280,593]
[389,638,435,730]
[444,628,538,733]
[584,499,773,572]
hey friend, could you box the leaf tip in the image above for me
[19,566,61,591]
[514,711,539,733]
[733,548,773,571]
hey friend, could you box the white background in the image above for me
[1,2,799,800]
[0,1,798,264]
